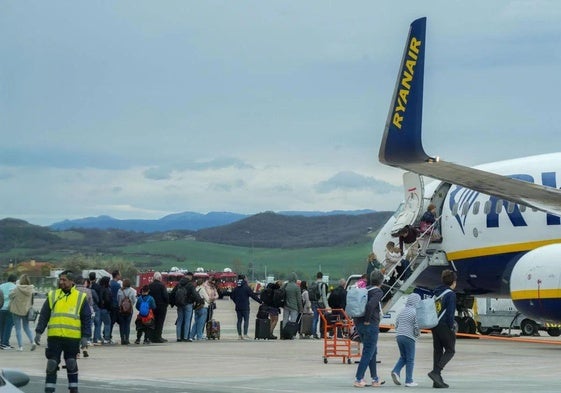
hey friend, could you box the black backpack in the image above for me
[260,286,274,306]
[308,281,319,302]
[175,285,187,307]
[272,286,286,308]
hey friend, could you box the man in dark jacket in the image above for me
[170,274,201,342]
[328,278,347,338]
[428,269,457,389]
[148,272,169,343]
[230,274,262,339]
[353,270,385,387]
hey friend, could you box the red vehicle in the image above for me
[212,270,238,299]
[136,271,185,292]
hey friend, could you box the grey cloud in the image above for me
[143,157,253,181]
[144,166,172,180]
[209,179,246,192]
[183,157,254,171]
[315,171,400,193]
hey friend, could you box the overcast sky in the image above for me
[1,1,560,226]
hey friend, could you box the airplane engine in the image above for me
[510,244,561,323]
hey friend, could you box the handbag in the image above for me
[27,307,39,322]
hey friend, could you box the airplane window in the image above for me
[519,205,527,212]
[462,203,469,215]
[507,202,515,213]
[484,201,491,214]
[473,201,480,215]
[495,200,503,214]
[452,203,458,215]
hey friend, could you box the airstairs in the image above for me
[381,220,450,313]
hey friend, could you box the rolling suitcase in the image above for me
[300,313,313,337]
[255,318,271,340]
[206,319,221,340]
[281,316,300,340]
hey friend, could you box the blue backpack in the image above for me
[345,286,376,318]
[139,296,150,317]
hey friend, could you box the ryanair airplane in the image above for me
[374,17,561,331]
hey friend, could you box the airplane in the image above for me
[372,17,561,333]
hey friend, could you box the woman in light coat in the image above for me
[9,274,36,351]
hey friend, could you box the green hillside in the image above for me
[115,235,375,282]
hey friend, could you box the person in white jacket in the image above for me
[9,274,36,351]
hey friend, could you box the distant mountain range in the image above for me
[49,210,377,233]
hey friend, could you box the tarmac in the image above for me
[2,298,561,393]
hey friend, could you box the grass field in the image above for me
[115,235,375,283]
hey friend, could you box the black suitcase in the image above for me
[255,318,271,340]
[281,320,299,340]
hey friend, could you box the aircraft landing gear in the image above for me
[455,294,477,335]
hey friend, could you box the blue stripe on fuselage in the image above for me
[414,252,521,296]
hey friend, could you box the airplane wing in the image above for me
[378,17,561,217]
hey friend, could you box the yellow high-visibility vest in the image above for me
[47,287,86,339]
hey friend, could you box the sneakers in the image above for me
[244,335,251,340]
[391,372,401,385]
[30,343,36,351]
[17,347,23,352]
[405,382,418,387]
[353,379,367,388]
[372,378,386,387]
[134,339,141,344]
[238,335,244,340]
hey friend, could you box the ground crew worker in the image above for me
[35,270,91,393]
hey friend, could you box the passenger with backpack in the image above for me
[427,270,457,389]
[134,285,156,344]
[281,272,302,340]
[170,274,200,342]
[352,270,386,388]
[117,279,136,345]
[309,272,328,339]
[260,281,281,339]
[230,274,262,340]
[390,293,421,387]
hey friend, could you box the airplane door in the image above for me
[390,172,424,235]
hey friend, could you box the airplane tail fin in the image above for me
[379,17,431,166]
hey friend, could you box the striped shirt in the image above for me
[395,305,420,340]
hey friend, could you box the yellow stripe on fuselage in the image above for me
[446,238,561,261]
[511,289,561,301]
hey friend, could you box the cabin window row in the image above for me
[450,200,537,216]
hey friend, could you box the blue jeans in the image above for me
[118,313,133,343]
[176,304,193,340]
[13,314,34,348]
[100,309,111,341]
[190,307,208,340]
[236,309,250,336]
[392,335,416,384]
[0,310,13,346]
[355,322,380,381]
[312,302,320,336]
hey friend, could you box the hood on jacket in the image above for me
[288,272,298,282]
[406,293,421,308]
[179,277,189,286]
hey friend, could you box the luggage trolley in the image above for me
[318,308,361,364]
